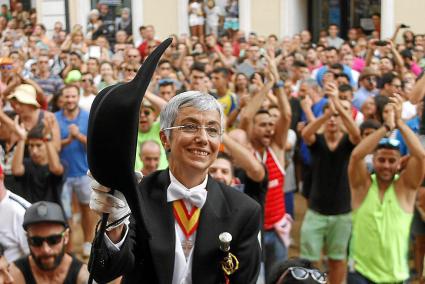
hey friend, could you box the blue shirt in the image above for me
[300,97,328,165]
[55,109,89,177]
[352,87,379,110]
[395,117,420,156]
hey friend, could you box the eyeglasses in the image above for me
[28,230,66,247]
[280,267,327,284]
[158,78,174,86]
[0,65,13,70]
[163,123,222,138]
[366,77,377,84]
[378,138,400,149]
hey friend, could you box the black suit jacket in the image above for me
[92,169,261,284]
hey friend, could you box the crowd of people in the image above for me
[1,1,425,283]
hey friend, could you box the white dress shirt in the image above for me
[104,171,208,284]
[167,171,208,284]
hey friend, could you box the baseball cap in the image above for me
[23,201,68,230]
[7,84,40,107]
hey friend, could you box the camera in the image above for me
[400,24,410,28]
[375,40,388,47]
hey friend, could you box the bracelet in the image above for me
[274,80,284,89]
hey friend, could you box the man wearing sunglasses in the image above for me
[9,201,89,283]
[353,67,379,110]
[134,100,169,173]
[348,94,425,283]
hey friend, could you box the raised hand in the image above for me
[14,116,27,141]
[42,116,54,139]
[389,93,403,122]
[325,82,339,98]
[300,95,313,111]
[384,104,396,131]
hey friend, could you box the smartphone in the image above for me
[375,40,388,47]
[88,46,101,59]
[400,24,410,28]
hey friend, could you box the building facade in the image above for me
[31,0,425,43]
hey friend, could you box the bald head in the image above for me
[140,140,161,175]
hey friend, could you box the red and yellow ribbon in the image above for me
[172,200,200,238]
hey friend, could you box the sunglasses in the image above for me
[28,230,66,247]
[366,77,377,84]
[281,267,327,284]
[378,137,400,148]
[142,110,152,116]
[126,68,138,72]
[0,65,13,70]
[158,78,174,86]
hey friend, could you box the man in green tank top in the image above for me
[348,94,425,283]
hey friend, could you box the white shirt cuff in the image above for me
[103,224,129,251]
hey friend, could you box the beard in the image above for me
[30,244,66,271]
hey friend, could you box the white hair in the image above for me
[159,91,224,140]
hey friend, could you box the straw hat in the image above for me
[8,84,40,107]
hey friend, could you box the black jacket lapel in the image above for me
[140,170,175,284]
[192,177,233,283]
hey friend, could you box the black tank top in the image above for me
[14,254,83,284]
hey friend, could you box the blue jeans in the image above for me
[284,191,295,218]
[263,230,288,280]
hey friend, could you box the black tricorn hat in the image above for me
[87,38,172,224]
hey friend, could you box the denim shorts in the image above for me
[61,175,91,218]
